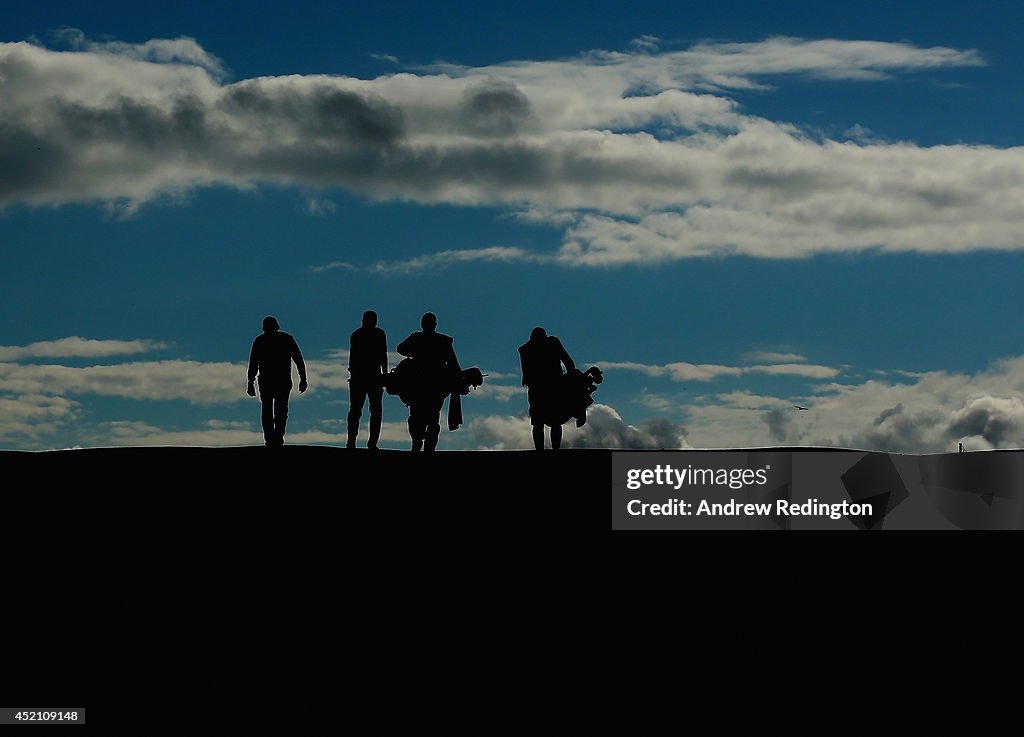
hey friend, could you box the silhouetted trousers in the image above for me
[408,393,446,451]
[259,377,291,445]
[348,381,383,448]
[528,383,562,450]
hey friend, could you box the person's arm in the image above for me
[378,330,388,376]
[448,338,462,373]
[247,339,258,396]
[556,338,576,373]
[292,336,308,393]
[519,345,529,387]
[396,333,414,357]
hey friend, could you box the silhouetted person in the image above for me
[519,327,576,450]
[247,316,308,446]
[396,312,461,451]
[347,310,388,449]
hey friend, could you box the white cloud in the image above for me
[471,382,525,402]
[602,359,838,382]
[0,394,78,440]
[94,419,413,448]
[100,424,262,447]
[87,37,227,79]
[741,351,806,363]
[629,36,661,53]
[310,261,359,274]
[306,197,336,216]
[303,359,352,391]
[716,391,788,409]
[600,360,742,381]
[203,419,252,430]
[0,355,375,404]
[337,420,416,445]
[675,355,1024,451]
[0,360,244,403]
[467,403,689,450]
[465,413,535,449]
[323,349,406,369]
[5,351,1023,452]
[749,363,838,379]
[666,38,982,87]
[637,390,686,413]
[312,247,541,274]
[947,396,1024,444]
[553,130,1024,265]
[489,353,1024,451]
[477,370,516,381]
[3,35,1013,264]
[50,27,228,78]
[0,343,494,447]
[841,123,880,143]
[0,337,168,360]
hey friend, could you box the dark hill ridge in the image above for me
[3,446,1022,531]
[0,444,612,493]
[0,445,613,537]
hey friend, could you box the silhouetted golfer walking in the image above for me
[396,312,461,451]
[519,327,576,450]
[247,316,308,446]
[347,310,388,449]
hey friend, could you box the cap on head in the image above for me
[262,315,280,332]
[530,326,547,340]
[421,312,437,330]
[362,310,378,327]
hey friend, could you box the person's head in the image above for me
[362,310,378,328]
[530,326,547,341]
[262,316,280,332]
[421,312,437,332]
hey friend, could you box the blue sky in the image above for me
[3,0,1024,451]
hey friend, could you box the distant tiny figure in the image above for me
[519,327,577,450]
[247,316,308,446]
[395,312,462,451]
[793,404,809,411]
[958,442,965,453]
[347,310,388,450]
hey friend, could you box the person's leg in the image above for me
[528,386,544,450]
[423,395,444,452]
[532,424,545,451]
[260,395,275,445]
[408,405,424,451]
[550,423,562,450]
[367,387,383,449]
[347,385,367,449]
[275,390,290,445]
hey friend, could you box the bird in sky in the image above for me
[793,404,809,411]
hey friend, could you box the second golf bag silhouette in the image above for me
[519,327,603,450]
